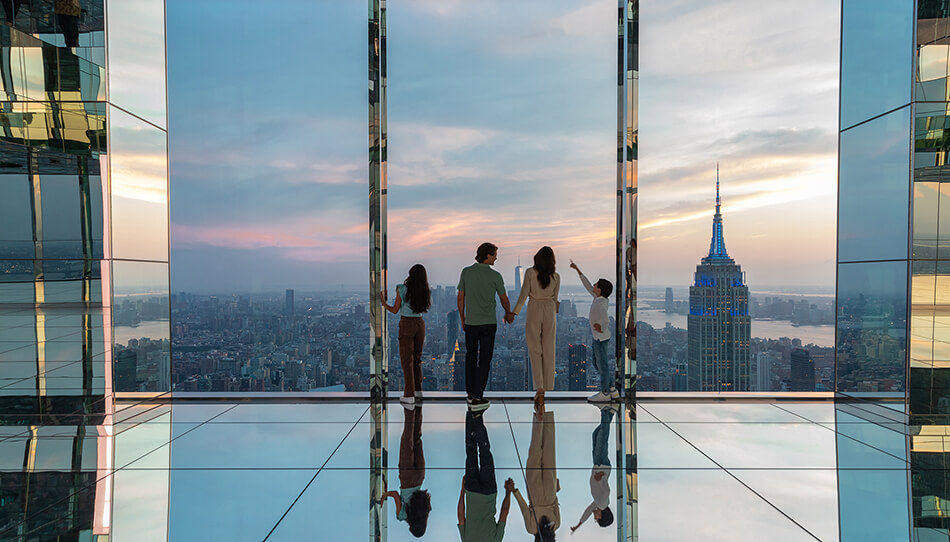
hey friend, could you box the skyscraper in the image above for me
[285,289,295,316]
[687,168,752,391]
[790,348,815,392]
[665,288,674,313]
[514,258,525,293]
[569,344,588,391]
[755,352,773,392]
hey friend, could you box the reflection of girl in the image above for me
[512,407,560,541]
[511,247,559,411]
[382,264,431,407]
[381,405,431,537]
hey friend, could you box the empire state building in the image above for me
[687,169,752,391]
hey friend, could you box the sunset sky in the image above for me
[167,0,839,294]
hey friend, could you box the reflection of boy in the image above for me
[458,411,512,541]
[572,408,615,532]
[569,260,617,401]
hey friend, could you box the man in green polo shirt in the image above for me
[458,410,513,542]
[457,242,513,411]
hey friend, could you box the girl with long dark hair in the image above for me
[510,246,559,410]
[381,264,431,407]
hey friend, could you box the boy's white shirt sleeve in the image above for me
[579,272,596,296]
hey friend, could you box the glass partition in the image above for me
[637,0,839,392]
[839,0,914,129]
[387,0,617,393]
[167,0,372,393]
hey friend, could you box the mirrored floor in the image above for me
[2,397,918,541]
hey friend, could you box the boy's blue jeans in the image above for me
[592,408,613,466]
[592,338,614,392]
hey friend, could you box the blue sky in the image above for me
[168,0,839,293]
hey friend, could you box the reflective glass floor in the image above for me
[3,397,917,541]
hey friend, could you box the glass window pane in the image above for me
[0,172,32,258]
[112,260,170,392]
[106,0,166,128]
[167,0,367,392]
[109,106,168,261]
[940,183,950,259]
[40,174,82,259]
[838,106,911,263]
[840,0,913,129]
[915,182,940,259]
[388,0,615,392]
[836,261,908,392]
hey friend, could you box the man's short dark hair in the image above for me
[476,242,498,263]
[597,506,614,527]
[597,279,613,299]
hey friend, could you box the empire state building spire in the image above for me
[707,163,730,260]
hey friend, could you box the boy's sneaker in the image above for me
[470,398,491,412]
[597,403,618,414]
[608,388,620,401]
[466,396,474,405]
[399,396,415,408]
[588,391,611,403]
[415,391,423,399]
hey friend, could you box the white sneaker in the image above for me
[608,388,620,401]
[588,391,610,403]
[415,391,423,399]
[399,396,415,408]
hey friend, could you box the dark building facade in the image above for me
[687,173,752,391]
[569,343,588,391]
[790,348,815,392]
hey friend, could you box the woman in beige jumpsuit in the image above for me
[511,246,559,410]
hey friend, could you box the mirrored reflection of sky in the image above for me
[168,0,838,293]
[108,401,861,541]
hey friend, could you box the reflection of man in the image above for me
[512,407,559,539]
[571,406,615,532]
[457,242,513,412]
[458,410,512,541]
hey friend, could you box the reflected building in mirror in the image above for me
[687,173,751,391]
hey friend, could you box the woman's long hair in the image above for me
[406,489,431,537]
[404,264,431,315]
[534,516,556,542]
[533,246,556,289]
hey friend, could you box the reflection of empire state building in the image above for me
[687,168,751,391]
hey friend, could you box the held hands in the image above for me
[504,311,516,324]
[504,478,516,493]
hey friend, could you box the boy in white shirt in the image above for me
[569,260,617,402]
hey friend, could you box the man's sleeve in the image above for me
[494,272,505,295]
[457,269,465,292]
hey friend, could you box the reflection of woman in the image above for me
[381,405,431,537]
[381,264,431,407]
[511,247,559,411]
[512,407,559,541]
[571,407,614,533]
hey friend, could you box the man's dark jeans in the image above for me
[464,411,496,495]
[465,324,496,399]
